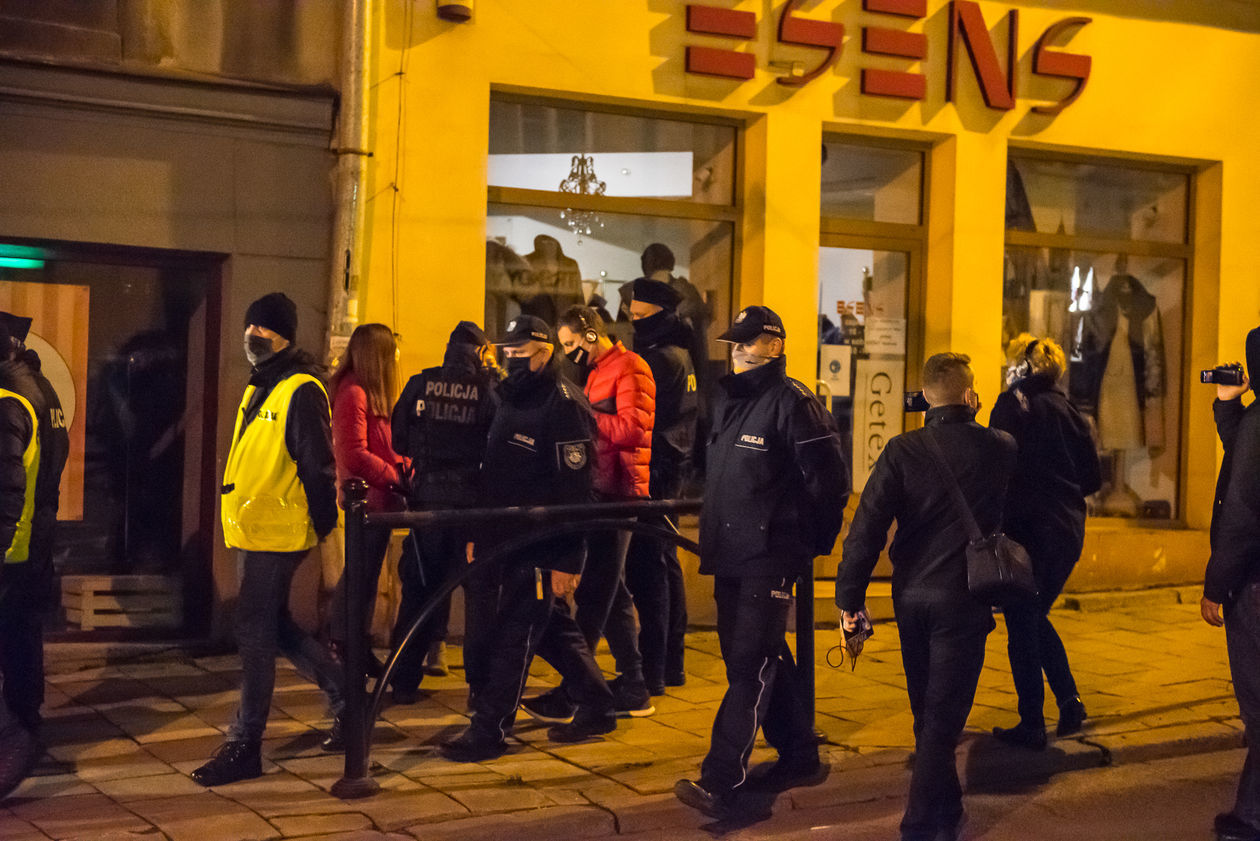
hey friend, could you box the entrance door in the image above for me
[817,238,919,497]
[0,241,221,638]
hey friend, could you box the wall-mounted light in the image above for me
[437,1,473,22]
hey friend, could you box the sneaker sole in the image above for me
[521,706,575,725]
[616,704,656,718]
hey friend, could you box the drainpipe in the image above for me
[326,0,372,362]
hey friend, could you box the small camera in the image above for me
[1201,364,1246,386]
[904,391,929,412]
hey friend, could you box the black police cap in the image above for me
[496,315,552,346]
[717,305,786,344]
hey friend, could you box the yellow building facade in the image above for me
[363,0,1260,593]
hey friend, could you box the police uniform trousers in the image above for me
[894,595,993,841]
[469,561,613,742]
[623,464,688,687]
[700,575,814,794]
[0,563,46,730]
[228,550,347,744]
[1226,580,1260,831]
[1001,518,1083,728]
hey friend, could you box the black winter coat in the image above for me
[477,365,595,574]
[1204,328,1260,605]
[0,359,41,562]
[241,347,338,540]
[632,312,698,473]
[699,356,849,579]
[836,405,1018,611]
[989,375,1101,569]
[392,342,499,508]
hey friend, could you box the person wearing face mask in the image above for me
[675,306,848,821]
[440,316,616,761]
[388,321,500,706]
[520,306,657,724]
[194,292,345,787]
[621,278,697,694]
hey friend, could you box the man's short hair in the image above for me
[641,243,675,276]
[557,305,608,340]
[922,352,974,404]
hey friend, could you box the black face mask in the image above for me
[245,334,276,366]
[564,346,590,368]
[631,310,671,344]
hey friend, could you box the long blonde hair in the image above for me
[332,323,400,416]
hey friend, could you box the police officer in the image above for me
[440,316,616,762]
[623,278,697,693]
[194,292,345,787]
[388,320,499,705]
[0,312,66,801]
[675,305,849,820]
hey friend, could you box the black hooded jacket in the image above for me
[391,341,499,508]
[631,311,698,472]
[699,355,849,578]
[1204,327,1260,605]
[989,373,1101,565]
[239,347,338,540]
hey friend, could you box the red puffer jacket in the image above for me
[332,373,407,512]
[584,342,655,498]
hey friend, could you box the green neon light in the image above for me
[0,258,44,269]
[0,244,46,260]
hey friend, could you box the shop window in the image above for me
[821,141,922,225]
[1005,155,1191,519]
[486,98,738,395]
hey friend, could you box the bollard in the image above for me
[795,574,816,734]
[332,478,380,799]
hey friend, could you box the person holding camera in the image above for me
[836,353,1016,841]
[989,335,1101,750]
[1201,327,1260,841]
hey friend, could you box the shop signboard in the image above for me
[851,355,904,493]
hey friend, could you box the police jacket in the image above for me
[699,355,849,578]
[1204,332,1260,605]
[585,341,654,499]
[391,342,498,509]
[0,360,43,568]
[835,405,1017,611]
[633,312,698,473]
[478,363,595,574]
[989,374,1101,565]
[226,347,338,543]
[4,352,68,572]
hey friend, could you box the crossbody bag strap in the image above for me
[923,426,985,543]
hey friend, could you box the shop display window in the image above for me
[821,141,922,225]
[486,98,738,403]
[1004,155,1192,519]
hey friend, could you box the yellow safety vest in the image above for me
[0,389,39,564]
[221,373,327,552]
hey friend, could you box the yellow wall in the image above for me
[365,0,1260,589]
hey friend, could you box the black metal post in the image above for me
[795,573,816,733]
[332,478,379,799]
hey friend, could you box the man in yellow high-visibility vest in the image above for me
[0,312,62,802]
[193,292,345,788]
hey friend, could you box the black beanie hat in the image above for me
[449,320,490,347]
[244,293,298,343]
[0,311,33,349]
[630,277,682,310]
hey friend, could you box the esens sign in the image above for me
[685,0,1091,115]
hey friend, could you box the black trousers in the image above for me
[547,528,641,683]
[388,528,467,693]
[895,596,993,841]
[0,563,45,730]
[470,562,613,742]
[329,525,392,643]
[700,575,814,793]
[1002,531,1082,727]
[624,465,688,686]
[1226,580,1260,830]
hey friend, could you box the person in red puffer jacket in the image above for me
[328,323,408,680]
[521,306,658,723]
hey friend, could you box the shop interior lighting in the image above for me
[0,245,47,270]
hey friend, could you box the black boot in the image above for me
[320,716,345,752]
[191,740,263,787]
[1057,696,1087,736]
[0,722,39,800]
[992,721,1047,750]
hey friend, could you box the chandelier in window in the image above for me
[559,154,606,244]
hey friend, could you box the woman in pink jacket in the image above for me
[328,323,406,676]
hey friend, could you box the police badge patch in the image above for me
[560,442,587,470]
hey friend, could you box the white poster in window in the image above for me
[818,344,852,398]
[863,317,907,356]
[851,357,904,494]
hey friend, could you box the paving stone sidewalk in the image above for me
[0,591,1242,841]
